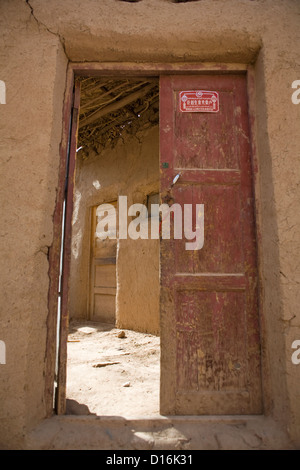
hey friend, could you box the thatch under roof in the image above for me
[77,77,159,159]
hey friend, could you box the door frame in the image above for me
[45,62,265,417]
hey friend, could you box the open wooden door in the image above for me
[159,74,262,415]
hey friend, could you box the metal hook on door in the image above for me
[161,173,181,207]
[171,173,181,188]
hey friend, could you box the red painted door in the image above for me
[160,74,262,415]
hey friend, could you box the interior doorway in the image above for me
[90,201,117,323]
[65,77,161,416]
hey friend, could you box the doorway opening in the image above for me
[52,68,263,418]
[65,77,161,416]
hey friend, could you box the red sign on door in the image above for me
[179,90,219,113]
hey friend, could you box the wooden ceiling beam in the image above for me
[79,83,156,129]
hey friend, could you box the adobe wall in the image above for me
[0,0,299,450]
[69,126,160,334]
[0,1,68,447]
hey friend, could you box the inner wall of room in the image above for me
[69,124,160,335]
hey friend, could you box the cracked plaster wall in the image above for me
[0,0,68,448]
[0,0,299,449]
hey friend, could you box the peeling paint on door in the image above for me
[160,74,262,415]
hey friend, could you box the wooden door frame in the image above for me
[45,62,264,417]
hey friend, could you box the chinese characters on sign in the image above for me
[179,90,219,113]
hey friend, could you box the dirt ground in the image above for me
[66,321,160,417]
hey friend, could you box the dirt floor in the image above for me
[66,321,160,417]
